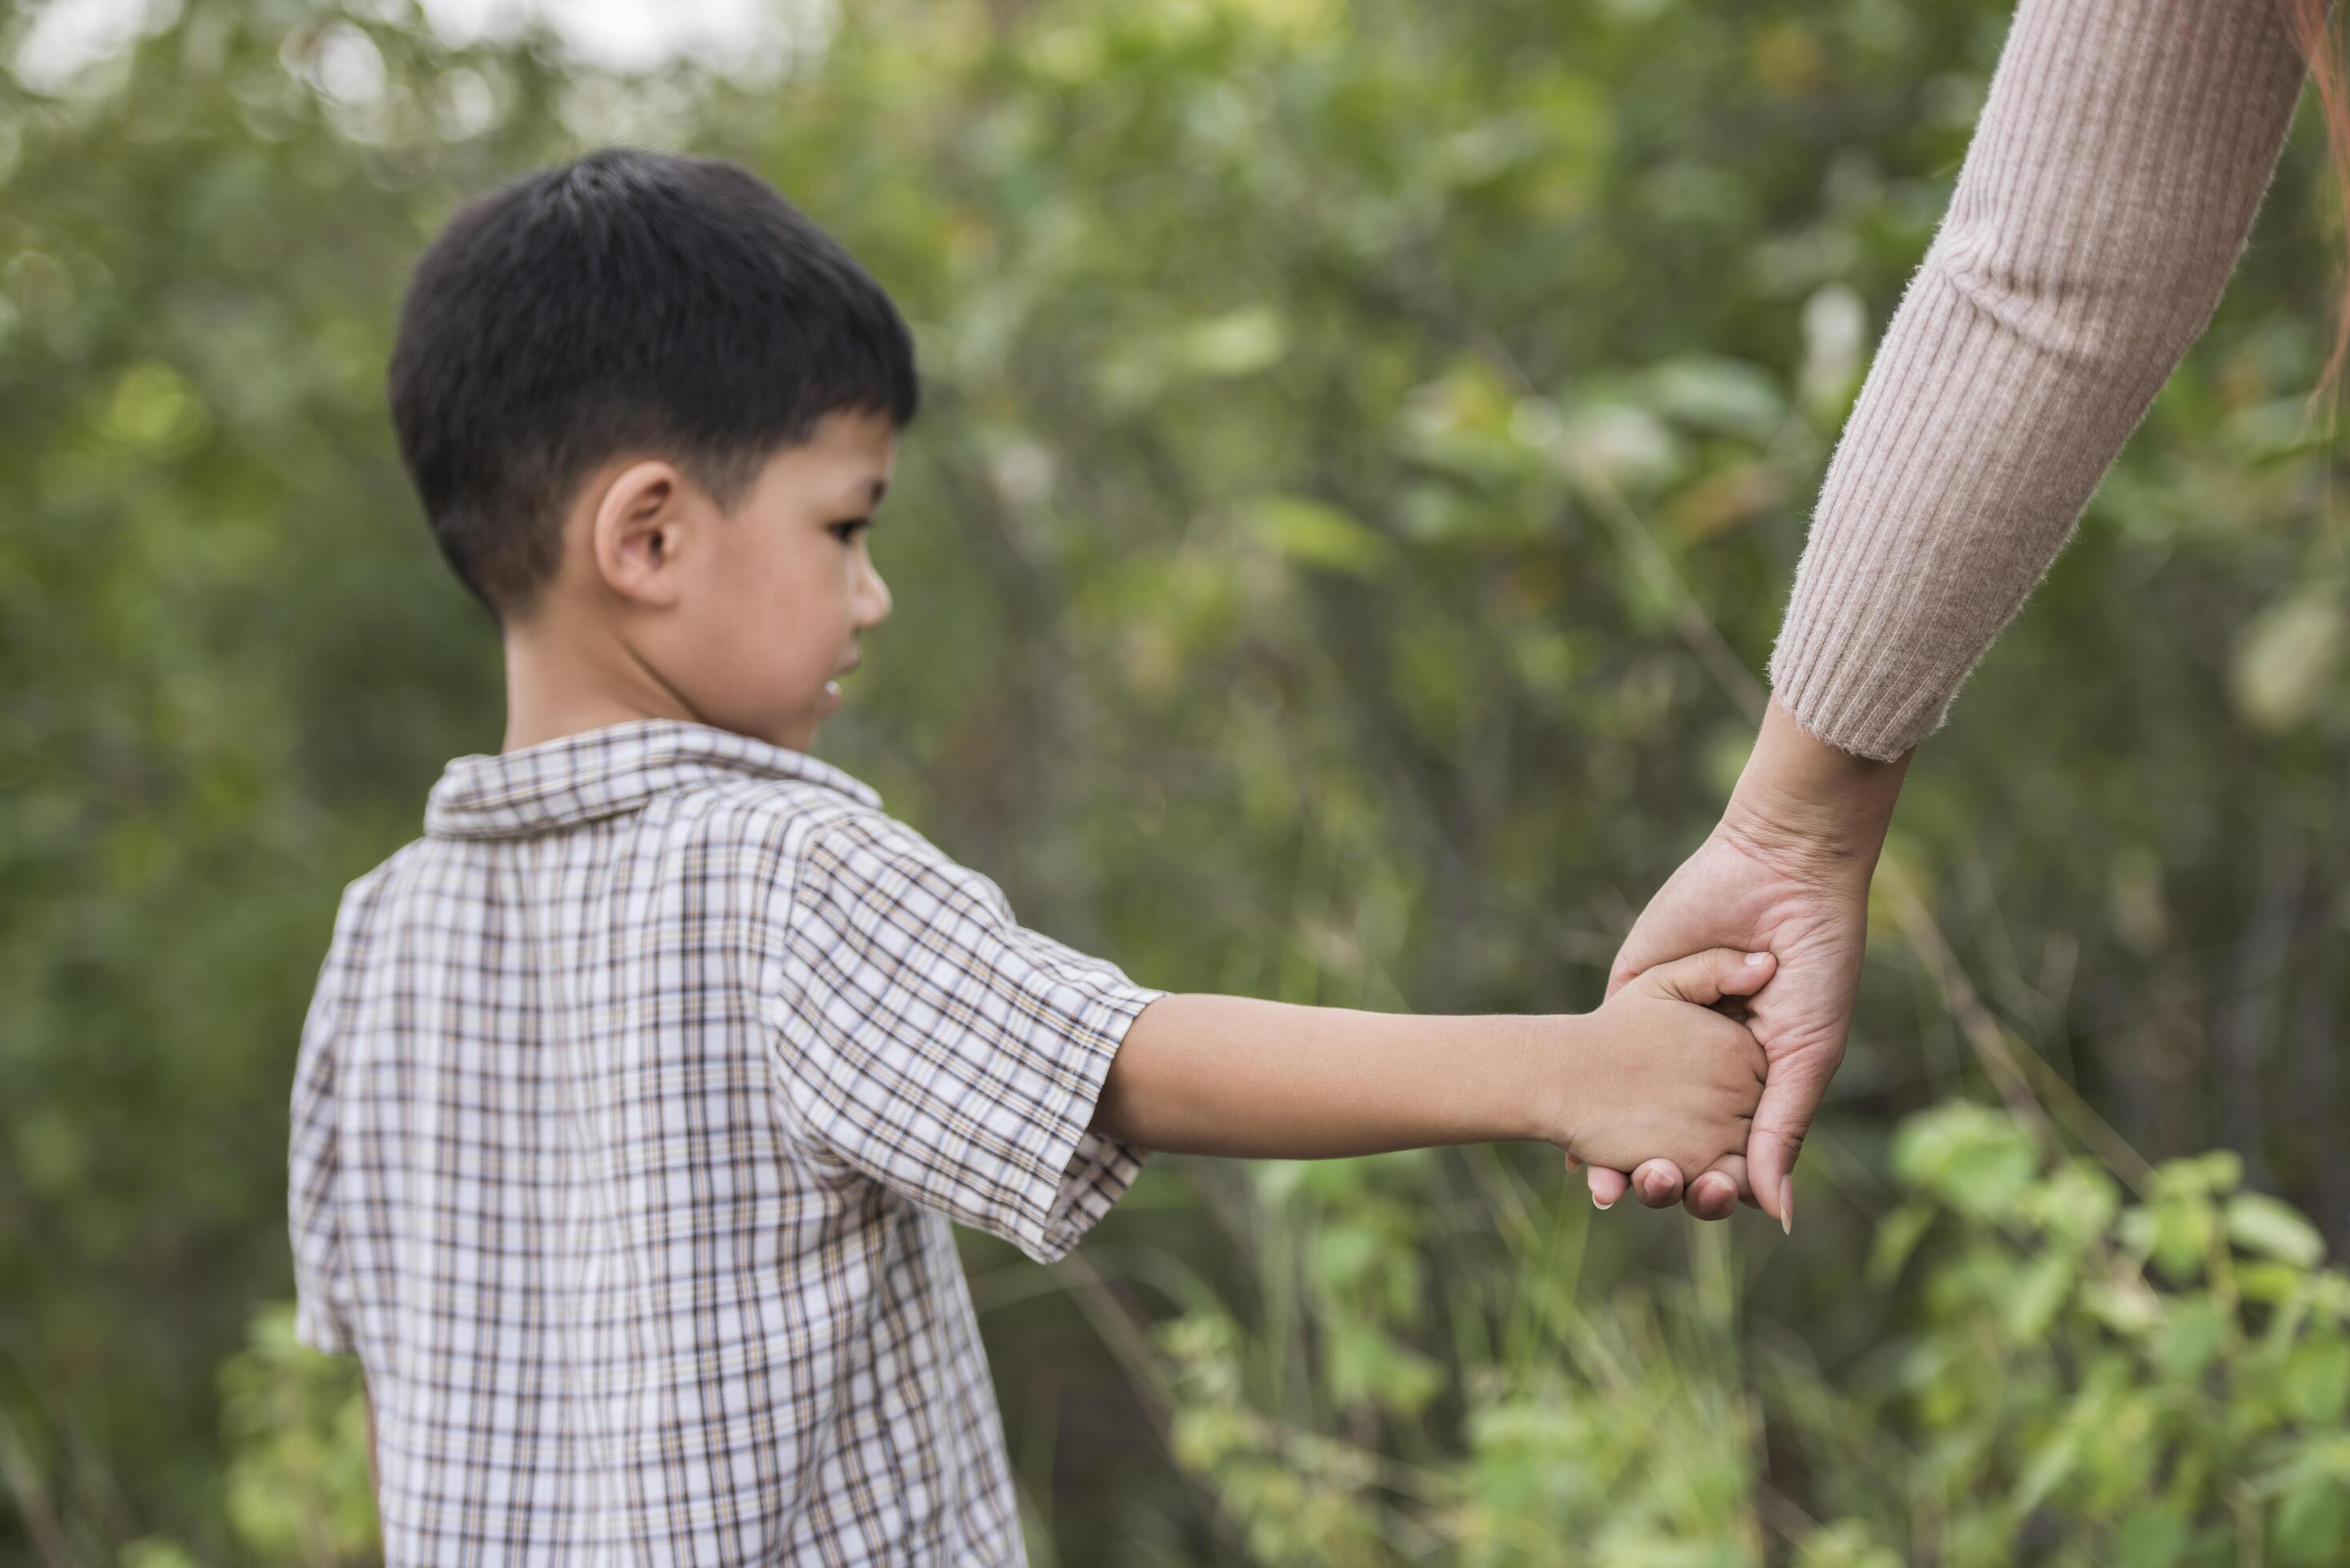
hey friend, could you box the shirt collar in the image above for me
[424,718,882,840]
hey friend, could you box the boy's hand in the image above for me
[1545,949,1774,1179]
[1584,696,1908,1225]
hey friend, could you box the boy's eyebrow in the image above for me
[837,476,887,514]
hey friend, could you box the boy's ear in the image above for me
[589,459,695,609]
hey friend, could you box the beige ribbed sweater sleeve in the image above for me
[1768,0,2313,761]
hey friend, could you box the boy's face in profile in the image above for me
[595,406,898,754]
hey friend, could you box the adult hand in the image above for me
[1575,697,1912,1227]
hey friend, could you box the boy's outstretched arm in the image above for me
[1089,949,1774,1175]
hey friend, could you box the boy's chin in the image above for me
[765,718,819,752]
[724,682,839,752]
[773,686,840,751]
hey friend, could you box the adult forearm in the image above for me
[1092,994,1551,1158]
[1768,0,2307,762]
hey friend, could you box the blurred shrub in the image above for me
[217,1307,375,1568]
[1142,1102,2350,1565]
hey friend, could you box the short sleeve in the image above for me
[288,920,359,1356]
[763,812,1164,1264]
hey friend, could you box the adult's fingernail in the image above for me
[1780,1176,1794,1236]
[1593,1191,1615,1213]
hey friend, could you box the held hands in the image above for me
[1578,698,1911,1228]
[1579,820,1873,1226]
[1544,948,1775,1181]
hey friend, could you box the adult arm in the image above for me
[1772,0,2311,762]
[1594,0,2315,1223]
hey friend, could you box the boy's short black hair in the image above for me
[387,147,920,621]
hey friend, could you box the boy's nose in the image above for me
[853,557,892,628]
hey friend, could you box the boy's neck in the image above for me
[500,612,699,754]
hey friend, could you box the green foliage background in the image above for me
[4,0,2350,1562]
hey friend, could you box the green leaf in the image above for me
[1554,399,1683,489]
[1868,1201,1936,1289]
[1643,354,1786,442]
[1324,1319,1444,1418]
[2229,1194,2327,1269]
[2112,1506,2187,1568]
[2004,1249,2076,1343]
[2231,588,2344,734]
[1794,1520,1905,1568]
[2161,1150,2244,1196]
[2276,1474,2350,1566]
[2240,1261,2308,1304]
[118,1541,202,1568]
[1311,1221,1383,1295]
[1244,496,1392,578]
[2082,1280,2164,1339]
[2289,1338,2350,1426]
[1177,306,1291,378]
[1890,1103,2040,1220]
[2150,1197,2216,1285]
[99,361,212,457]
[2023,1158,2123,1242]
[2014,1426,2083,1515]
[2156,1298,2227,1382]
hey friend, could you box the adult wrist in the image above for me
[1721,695,1912,882]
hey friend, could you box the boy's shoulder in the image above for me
[333,721,979,938]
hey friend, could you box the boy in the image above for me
[288,147,1773,1565]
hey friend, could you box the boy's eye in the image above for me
[827,518,871,544]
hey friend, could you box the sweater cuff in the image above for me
[1767,611,1955,763]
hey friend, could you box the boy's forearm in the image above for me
[1090,994,1559,1158]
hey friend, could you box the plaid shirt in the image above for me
[288,719,1162,1566]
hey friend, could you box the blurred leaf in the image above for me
[2156,1298,2226,1381]
[1868,1200,1935,1289]
[2276,1471,2350,1566]
[1662,461,1783,542]
[218,1305,377,1566]
[1643,355,1784,441]
[2164,1150,2245,1195]
[1178,306,1291,379]
[2229,1194,2327,1268]
[2289,1338,2350,1426]
[2110,1506,2186,1568]
[2150,1196,2216,1284]
[1245,494,1392,578]
[1890,1103,2040,1220]
[118,1542,202,1568]
[2230,587,2343,733]
[2003,1248,2075,1343]
[1555,398,1683,490]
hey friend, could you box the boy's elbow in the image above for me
[1087,1062,1134,1143]
[1090,1002,1170,1146]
